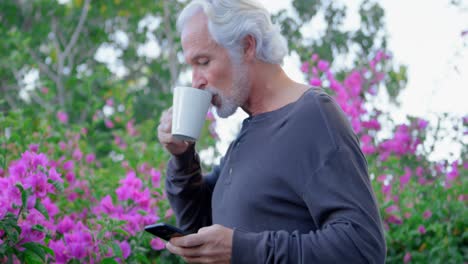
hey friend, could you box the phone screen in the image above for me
[144,223,188,241]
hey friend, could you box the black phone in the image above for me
[144,223,189,241]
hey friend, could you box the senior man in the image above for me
[157,0,386,263]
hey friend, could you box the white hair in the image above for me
[177,0,288,64]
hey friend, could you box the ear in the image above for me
[242,35,256,62]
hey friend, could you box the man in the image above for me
[157,0,386,263]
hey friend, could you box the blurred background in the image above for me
[0,0,466,263]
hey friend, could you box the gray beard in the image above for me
[208,64,250,118]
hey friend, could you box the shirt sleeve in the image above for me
[165,144,223,234]
[231,147,386,264]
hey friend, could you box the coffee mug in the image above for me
[171,86,212,142]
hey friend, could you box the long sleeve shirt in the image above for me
[165,88,386,263]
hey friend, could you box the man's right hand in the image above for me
[157,107,192,155]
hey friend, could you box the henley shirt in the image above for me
[165,88,386,263]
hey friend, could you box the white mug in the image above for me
[172,86,212,142]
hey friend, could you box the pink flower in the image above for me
[404,252,411,263]
[423,210,432,219]
[105,119,114,128]
[116,185,132,201]
[387,215,403,225]
[311,53,319,61]
[417,119,429,130]
[415,166,424,177]
[344,71,362,97]
[48,167,62,183]
[72,148,83,161]
[57,111,68,124]
[119,241,131,259]
[106,99,114,106]
[150,169,161,187]
[65,172,75,183]
[382,183,392,196]
[309,77,322,87]
[99,195,116,214]
[29,144,39,153]
[49,240,69,264]
[418,225,426,234]
[42,197,60,219]
[57,216,75,234]
[63,160,74,171]
[385,205,399,214]
[24,172,48,198]
[362,119,381,130]
[447,161,459,181]
[317,60,330,72]
[135,188,152,209]
[119,171,142,189]
[400,167,411,189]
[9,160,27,179]
[377,175,387,183]
[85,154,96,164]
[126,120,138,136]
[300,62,309,73]
[151,238,165,250]
[59,142,67,151]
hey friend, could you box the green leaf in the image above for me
[114,228,129,237]
[101,257,119,264]
[37,244,55,257]
[22,242,46,262]
[31,224,45,232]
[15,184,27,208]
[111,242,122,259]
[48,179,65,192]
[34,201,50,220]
[23,250,43,264]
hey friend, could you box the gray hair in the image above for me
[177,0,288,64]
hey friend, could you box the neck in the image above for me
[242,61,309,116]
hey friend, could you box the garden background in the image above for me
[0,0,466,263]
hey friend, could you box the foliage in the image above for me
[0,0,466,263]
[301,51,467,263]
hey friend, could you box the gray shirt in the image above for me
[165,88,386,263]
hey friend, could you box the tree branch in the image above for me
[163,1,179,92]
[51,19,66,108]
[63,0,91,62]
[0,84,17,111]
[27,49,60,84]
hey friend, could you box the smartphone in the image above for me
[144,223,189,241]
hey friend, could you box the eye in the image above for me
[198,58,210,66]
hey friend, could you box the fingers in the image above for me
[166,243,203,258]
[171,233,205,248]
[166,232,207,259]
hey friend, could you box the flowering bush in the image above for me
[0,103,215,263]
[302,51,467,263]
[1,51,466,263]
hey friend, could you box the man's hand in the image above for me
[166,224,233,264]
[157,107,192,155]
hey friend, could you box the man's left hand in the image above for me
[166,224,233,264]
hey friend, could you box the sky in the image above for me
[207,0,468,163]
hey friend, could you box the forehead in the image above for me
[181,12,218,61]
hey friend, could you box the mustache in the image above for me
[204,87,220,97]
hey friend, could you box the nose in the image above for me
[192,69,207,89]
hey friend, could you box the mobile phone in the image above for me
[144,223,189,241]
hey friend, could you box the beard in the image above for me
[206,63,250,118]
